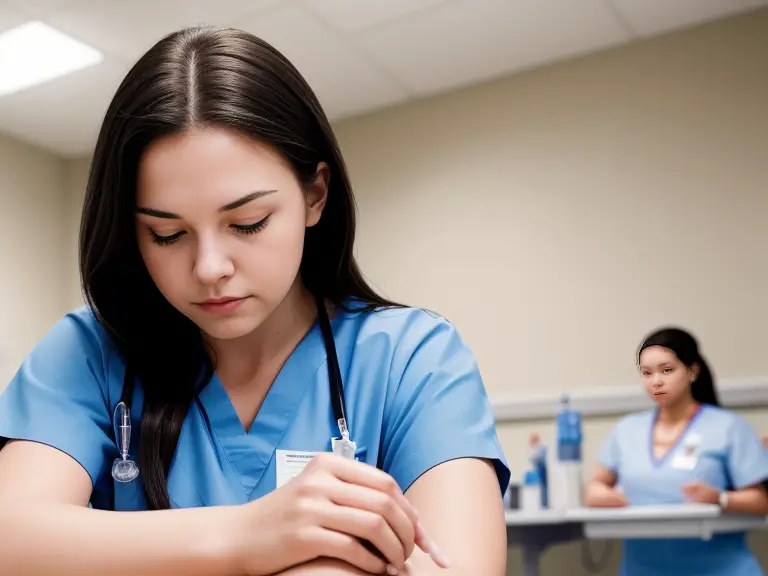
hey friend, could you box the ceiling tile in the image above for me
[0,4,28,34]
[0,57,129,157]
[611,0,768,36]
[301,0,450,32]
[354,0,631,97]
[239,6,408,119]
[43,0,284,63]
[4,0,79,18]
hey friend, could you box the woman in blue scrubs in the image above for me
[585,327,768,575]
[0,26,509,576]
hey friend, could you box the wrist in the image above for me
[718,490,730,510]
[204,505,249,576]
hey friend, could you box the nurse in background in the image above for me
[584,327,768,576]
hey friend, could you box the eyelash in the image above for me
[150,215,271,246]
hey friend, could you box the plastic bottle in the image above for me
[556,394,584,508]
[529,433,548,508]
[521,468,543,512]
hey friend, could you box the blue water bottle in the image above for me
[556,394,584,507]
[556,394,582,461]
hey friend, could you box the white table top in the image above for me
[506,504,768,540]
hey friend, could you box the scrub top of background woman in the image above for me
[600,404,768,576]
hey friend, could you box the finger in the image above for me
[320,504,406,570]
[325,481,415,560]
[315,456,444,563]
[317,528,389,575]
[415,521,451,568]
[318,455,420,525]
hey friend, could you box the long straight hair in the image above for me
[637,327,720,406]
[80,26,398,509]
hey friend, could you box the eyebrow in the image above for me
[136,189,277,219]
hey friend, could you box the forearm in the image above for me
[0,499,241,576]
[584,480,626,507]
[276,559,368,575]
[277,555,465,576]
[723,488,768,515]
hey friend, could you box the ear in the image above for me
[304,162,330,228]
[689,363,701,382]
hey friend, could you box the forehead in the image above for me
[639,345,679,367]
[136,127,295,207]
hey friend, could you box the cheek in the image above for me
[238,215,306,287]
[138,240,189,301]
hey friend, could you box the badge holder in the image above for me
[331,418,357,460]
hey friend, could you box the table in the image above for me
[506,505,768,576]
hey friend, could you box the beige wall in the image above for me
[332,10,768,575]
[4,8,767,575]
[0,134,68,388]
[63,157,91,309]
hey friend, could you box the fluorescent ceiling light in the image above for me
[0,21,103,98]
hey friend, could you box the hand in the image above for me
[232,453,447,576]
[681,481,720,504]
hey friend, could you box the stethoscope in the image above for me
[111,294,352,483]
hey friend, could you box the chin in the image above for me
[197,316,262,340]
[184,303,268,341]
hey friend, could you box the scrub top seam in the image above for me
[246,357,329,501]
[203,405,250,492]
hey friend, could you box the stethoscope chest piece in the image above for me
[112,401,139,483]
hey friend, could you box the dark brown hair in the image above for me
[80,26,396,509]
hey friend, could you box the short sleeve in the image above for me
[597,425,622,474]
[726,414,768,490]
[0,310,115,487]
[379,312,510,495]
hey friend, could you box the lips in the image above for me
[201,297,243,305]
[196,296,248,315]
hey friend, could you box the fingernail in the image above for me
[428,545,451,569]
[386,565,399,575]
[416,522,451,568]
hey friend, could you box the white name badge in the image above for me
[275,450,321,488]
[671,433,701,470]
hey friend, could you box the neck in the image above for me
[207,281,318,383]
[657,398,699,425]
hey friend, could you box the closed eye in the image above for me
[231,215,270,235]
[150,230,186,246]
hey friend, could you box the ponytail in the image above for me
[638,327,720,406]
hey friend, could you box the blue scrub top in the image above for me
[599,405,768,576]
[0,303,510,511]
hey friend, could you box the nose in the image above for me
[652,374,664,388]
[194,234,234,285]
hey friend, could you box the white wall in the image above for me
[0,134,68,388]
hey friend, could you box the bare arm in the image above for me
[0,441,241,576]
[723,485,768,514]
[683,480,768,515]
[276,458,506,576]
[583,464,628,508]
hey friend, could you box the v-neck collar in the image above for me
[196,320,330,501]
[649,404,704,468]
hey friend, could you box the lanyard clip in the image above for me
[333,418,357,460]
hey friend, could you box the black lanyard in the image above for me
[119,294,349,437]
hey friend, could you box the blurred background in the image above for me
[0,1,766,574]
